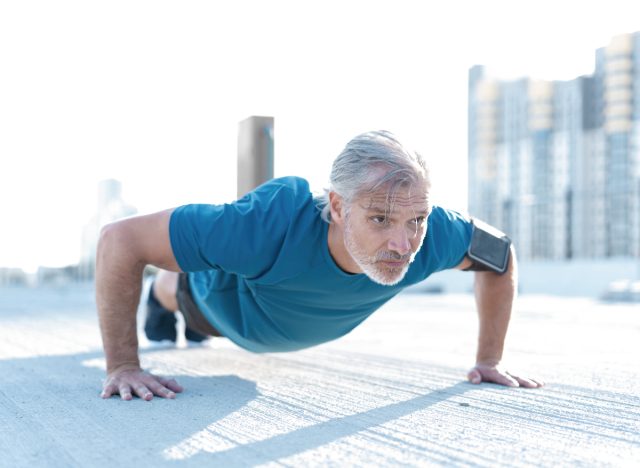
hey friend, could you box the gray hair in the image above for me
[316,130,430,223]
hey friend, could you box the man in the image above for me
[97,130,543,401]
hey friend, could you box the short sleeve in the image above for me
[169,177,309,277]
[422,206,473,273]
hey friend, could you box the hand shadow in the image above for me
[0,349,259,467]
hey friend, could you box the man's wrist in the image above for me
[475,359,501,368]
[476,333,506,367]
[107,360,141,375]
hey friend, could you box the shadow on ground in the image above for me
[2,346,639,467]
[0,350,258,467]
[1,348,477,466]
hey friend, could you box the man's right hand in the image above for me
[101,366,184,401]
[96,209,184,401]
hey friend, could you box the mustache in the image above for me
[376,251,412,262]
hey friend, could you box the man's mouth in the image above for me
[379,260,408,268]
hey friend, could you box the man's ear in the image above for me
[329,191,346,226]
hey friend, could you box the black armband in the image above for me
[463,219,511,274]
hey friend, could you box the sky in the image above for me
[1,0,639,271]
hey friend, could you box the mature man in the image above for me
[97,130,543,401]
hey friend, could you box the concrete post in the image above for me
[237,116,274,199]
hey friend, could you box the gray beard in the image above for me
[343,223,412,286]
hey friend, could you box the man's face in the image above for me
[343,183,430,286]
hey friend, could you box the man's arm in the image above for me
[96,208,184,400]
[456,247,544,388]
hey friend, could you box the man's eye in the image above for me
[370,216,387,224]
[411,216,426,225]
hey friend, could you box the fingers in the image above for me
[468,364,545,389]
[145,379,177,399]
[101,382,137,401]
[512,375,545,388]
[100,370,183,401]
[119,384,134,401]
[483,369,519,387]
[158,377,184,393]
[467,369,482,385]
[132,383,154,401]
[101,383,117,399]
[467,366,520,387]
[498,373,520,387]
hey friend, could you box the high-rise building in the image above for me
[468,32,640,260]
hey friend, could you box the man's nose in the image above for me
[388,227,412,256]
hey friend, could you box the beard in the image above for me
[344,219,418,286]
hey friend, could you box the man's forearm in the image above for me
[473,248,517,365]
[95,224,144,374]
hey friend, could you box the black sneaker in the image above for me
[185,325,208,343]
[144,284,177,342]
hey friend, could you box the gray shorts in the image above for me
[176,273,222,337]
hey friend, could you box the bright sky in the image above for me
[1,0,639,271]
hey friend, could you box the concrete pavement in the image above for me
[0,285,638,467]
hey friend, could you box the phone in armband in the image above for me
[466,219,511,274]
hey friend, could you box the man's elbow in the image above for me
[96,220,145,270]
[98,221,123,254]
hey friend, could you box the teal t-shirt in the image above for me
[169,176,472,353]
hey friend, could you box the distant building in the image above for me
[80,179,137,278]
[468,31,640,260]
[36,265,82,286]
[0,268,28,287]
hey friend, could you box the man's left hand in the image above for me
[467,363,544,388]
